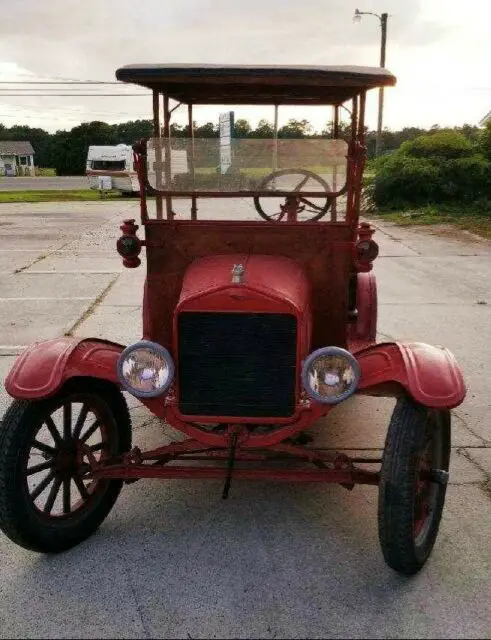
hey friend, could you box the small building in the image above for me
[0,141,35,177]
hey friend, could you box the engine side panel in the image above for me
[348,271,377,352]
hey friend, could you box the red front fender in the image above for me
[356,341,466,409]
[4,337,124,400]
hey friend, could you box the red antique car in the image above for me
[0,64,466,575]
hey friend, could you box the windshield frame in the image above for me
[132,88,367,227]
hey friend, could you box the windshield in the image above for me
[146,137,348,195]
[145,136,349,221]
[90,160,126,171]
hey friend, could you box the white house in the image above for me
[0,141,35,176]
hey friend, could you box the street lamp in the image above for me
[353,8,389,156]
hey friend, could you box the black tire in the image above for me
[0,379,131,553]
[378,396,451,575]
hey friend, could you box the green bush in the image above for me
[370,155,441,208]
[438,156,491,202]
[370,129,491,210]
[398,130,474,160]
[478,120,491,160]
[34,167,57,177]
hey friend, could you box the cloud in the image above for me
[0,0,448,75]
[0,0,489,131]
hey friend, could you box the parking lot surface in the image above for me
[0,200,490,639]
[0,176,89,191]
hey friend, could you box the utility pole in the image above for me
[354,9,389,156]
[377,13,388,157]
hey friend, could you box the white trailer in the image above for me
[86,144,139,194]
[86,143,189,195]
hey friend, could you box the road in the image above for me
[0,200,490,639]
[0,176,88,190]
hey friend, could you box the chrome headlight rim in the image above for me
[301,346,361,405]
[117,340,175,398]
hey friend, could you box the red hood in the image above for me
[178,254,310,313]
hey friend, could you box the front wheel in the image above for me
[0,380,131,553]
[378,397,451,575]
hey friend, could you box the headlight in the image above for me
[301,347,360,404]
[117,340,174,398]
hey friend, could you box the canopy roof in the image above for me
[115,64,396,105]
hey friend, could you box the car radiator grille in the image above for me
[177,312,297,417]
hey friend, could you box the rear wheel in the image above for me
[0,380,131,553]
[378,397,450,575]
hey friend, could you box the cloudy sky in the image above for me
[0,0,490,133]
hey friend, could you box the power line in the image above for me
[0,81,123,85]
[0,107,151,117]
[0,93,148,97]
[0,70,128,83]
[1,71,97,81]
[0,112,151,120]
[3,75,491,91]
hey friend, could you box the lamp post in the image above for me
[353,8,389,156]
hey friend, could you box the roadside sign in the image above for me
[219,111,234,174]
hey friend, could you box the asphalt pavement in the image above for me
[0,176,88,190]
[0,199,490,639]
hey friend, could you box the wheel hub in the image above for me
[53,440,79,475]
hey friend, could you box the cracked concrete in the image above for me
[64,276,119,336]
[0,200,490,639]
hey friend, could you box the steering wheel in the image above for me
[253,168,333,222]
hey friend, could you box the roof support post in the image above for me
[346,96,358,229]
[188,103,197,220]
[273,104,279,173]
[352,91,366,229]
[152,90,164,220]
[163,94,174,220]
[331,105,340,221]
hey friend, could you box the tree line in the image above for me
[0,118,482,176]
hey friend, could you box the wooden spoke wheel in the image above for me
[0,381,131,553]
[378,397,451,575]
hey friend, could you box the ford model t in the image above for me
[0,64,466,575]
